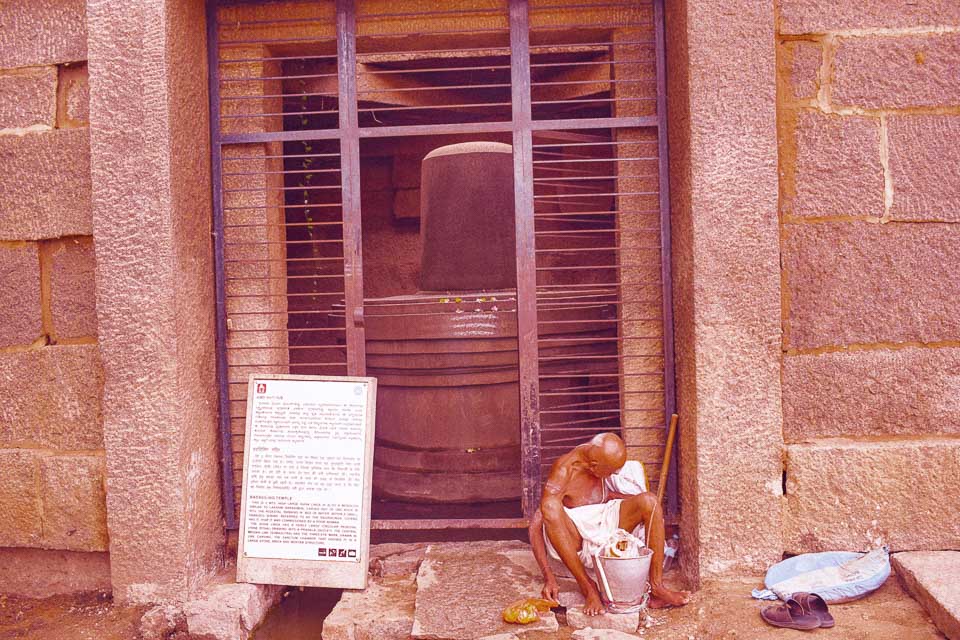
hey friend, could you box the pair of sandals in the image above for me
[760,592,835,630]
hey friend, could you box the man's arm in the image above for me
[527,508,559,601]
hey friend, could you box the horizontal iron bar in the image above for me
[539,390,659,396]
[370,518,528,530]
[226,325,346,332]
[359,101,512,112]
[221,71,338,82]
[219,54,336,66]
[528,39,654,48]
[222,108,339,119]
[364,63,510,75]
[223,152,341,161]
[358,81,512,94]
[530,57,654,69]
[358,7,505,21]
[220,116,657,144]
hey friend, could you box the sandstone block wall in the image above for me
[777,1,960,553]
[0,0,109,584]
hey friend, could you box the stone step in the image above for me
[891,551,960,640]
[411,541,559,639]
[322,540,649,640]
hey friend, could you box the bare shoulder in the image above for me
[542,452,575,498]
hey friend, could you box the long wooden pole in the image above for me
[657,414,679,505]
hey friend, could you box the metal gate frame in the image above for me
[207,0,676,530]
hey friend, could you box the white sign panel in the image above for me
[237,374,376,589]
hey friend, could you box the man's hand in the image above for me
[541,575,560,602]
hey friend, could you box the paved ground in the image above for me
[280,569,947,639]
[0,559,947,639]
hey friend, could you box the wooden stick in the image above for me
[656,413,679,505]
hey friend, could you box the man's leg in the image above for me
[541,500,605,615]
[618,492,690,608]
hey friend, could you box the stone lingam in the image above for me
[348,141,617,504]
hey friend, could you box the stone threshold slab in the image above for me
[892,551,960,640]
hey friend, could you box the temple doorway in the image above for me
[210,0,675,532]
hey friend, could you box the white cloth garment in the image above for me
[543,461,649,569]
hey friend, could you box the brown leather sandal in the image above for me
[759,598,821,630]
[793,592,835,629]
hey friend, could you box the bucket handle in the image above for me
[593,551,615,603]
[593,496,660,604]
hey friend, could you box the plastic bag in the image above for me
[501,598,557,624]
[752,546,890,603]
[602,528,644,559]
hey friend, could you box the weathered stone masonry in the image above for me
[777,0,960,553]
[0,0,958,603]
[0,0,110,596]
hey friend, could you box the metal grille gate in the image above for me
[208,0,675,530]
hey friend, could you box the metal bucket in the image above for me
[593,548,653,613]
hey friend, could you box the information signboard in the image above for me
[237,374,377,589]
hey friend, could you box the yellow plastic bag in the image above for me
[501,598,558,625]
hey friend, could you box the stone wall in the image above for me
[776,1,960,553]
[0,0,110,594]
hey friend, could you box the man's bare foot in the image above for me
[582,583,606,616]
[648,583,690,609]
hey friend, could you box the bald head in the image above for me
[585,432,627,477]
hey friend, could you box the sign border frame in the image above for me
[236,373,377,589]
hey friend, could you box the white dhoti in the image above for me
[543,461,648,570]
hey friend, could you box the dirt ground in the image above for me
[0,573,945,639]
[520,573,946,640]
[0,591,147,640]
[650,576,946,640]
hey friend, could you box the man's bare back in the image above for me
[528,433,690,615]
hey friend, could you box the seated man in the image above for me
[528,432,690,615]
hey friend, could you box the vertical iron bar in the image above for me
[337,0,367,376]
[654,0,679,515]
[510,0,542,518]
[206,0,237,529]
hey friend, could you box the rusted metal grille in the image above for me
[209,0,675,529]
[531,128,667,485]
[356,1,512,128]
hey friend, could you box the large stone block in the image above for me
[57,62,89,126]
[778,40,821,102]
[0,242,41,346]
[782,111,883,218]
[832,34,960,110]
[411,541,559,638]
[0,66,57,128]
[783,347,960,441]
[40,454,108,552]
[784,438,960,553]
[88,0,223,603]
[0,128,92,240]
[892,551,960,640]
[0,548,110,597]
[0,344,103,450]
[778,1,960,34]
[665,0,783,583]
[888,115,960,222]
[49,236,98,338]
[783,222,960,349]
[0,449,42,547]
[184,580,284,640]
[323,575,416,640]
[566,606,640,633]
[0,0,87,68]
